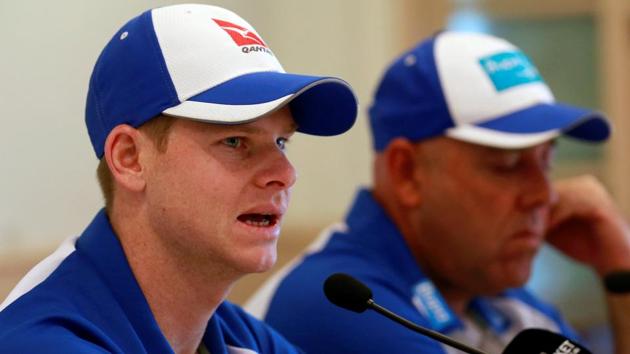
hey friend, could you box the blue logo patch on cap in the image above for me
[479,51,542,92]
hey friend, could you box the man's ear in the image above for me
[384,138,422,208]
[103,124,147,193]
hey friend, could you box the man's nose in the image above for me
[517,163,555,210]
[254,149,297,190]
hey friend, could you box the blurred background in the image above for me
[1,0,628,351]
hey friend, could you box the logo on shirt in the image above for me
[213,19,272,55]
[479,50,542,92]
[411,280,458,331]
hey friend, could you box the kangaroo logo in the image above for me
[213,19,267,47]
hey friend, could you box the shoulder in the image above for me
[260,219,416,322]
[0,311,115,353]
[0,337,110,353]
[0,249,113,323]
[260,259,444,353]
[0,256,128,352]
[266,273,445,354]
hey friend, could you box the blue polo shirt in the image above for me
[0,210,301,354]
[247,189,579,354]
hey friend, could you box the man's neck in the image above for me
[110,208,238,354]
[435,285,472,316]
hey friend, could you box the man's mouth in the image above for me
[237,213,278,227]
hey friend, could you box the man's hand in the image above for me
[546,175,630,277]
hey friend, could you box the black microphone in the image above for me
[504,328,592,354]
[324,273,593,354]
[324,273,488,354]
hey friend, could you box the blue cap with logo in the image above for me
[369,31,610,151]
[86,4,358,158]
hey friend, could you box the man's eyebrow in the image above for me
[480,145,519,154]
[218,121,298,134]
[480,139,557,155]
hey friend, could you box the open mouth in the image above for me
[237,213,278,227]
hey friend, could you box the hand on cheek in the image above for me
[546,175,630,277]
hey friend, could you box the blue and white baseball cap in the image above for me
[369,31,610,151]
[86,4,358,158]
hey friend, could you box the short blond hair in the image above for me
[96,115,176,211]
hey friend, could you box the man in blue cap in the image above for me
[248,31,630,353]
[0,4,357,353]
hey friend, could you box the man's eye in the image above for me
[493,153,520,171]
[223,137,242,148]
[277,137,288,150]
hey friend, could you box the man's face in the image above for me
[142,107,297,276]
[412,137,555,295]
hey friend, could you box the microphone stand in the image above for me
[367,299,489,354]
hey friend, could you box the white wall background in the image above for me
[0,0,399,252]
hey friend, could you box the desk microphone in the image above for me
[323,273,592,354]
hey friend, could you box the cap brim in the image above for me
[162,71,358,136]
[445,103,610,149]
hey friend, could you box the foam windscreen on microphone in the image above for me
[324,273,373,313]
[503,328,592,354]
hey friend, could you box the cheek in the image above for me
[146,166,240,254]
[428,182,515,258]
[147,153,235,221]
[452,174,517,225]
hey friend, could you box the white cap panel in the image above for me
[152,4,284,102]
[435,32,554,126]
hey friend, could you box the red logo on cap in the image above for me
[213,19,267,47]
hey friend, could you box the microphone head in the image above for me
[604,270,630,293]
[323,273,373,313]
[503,328,592,354]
